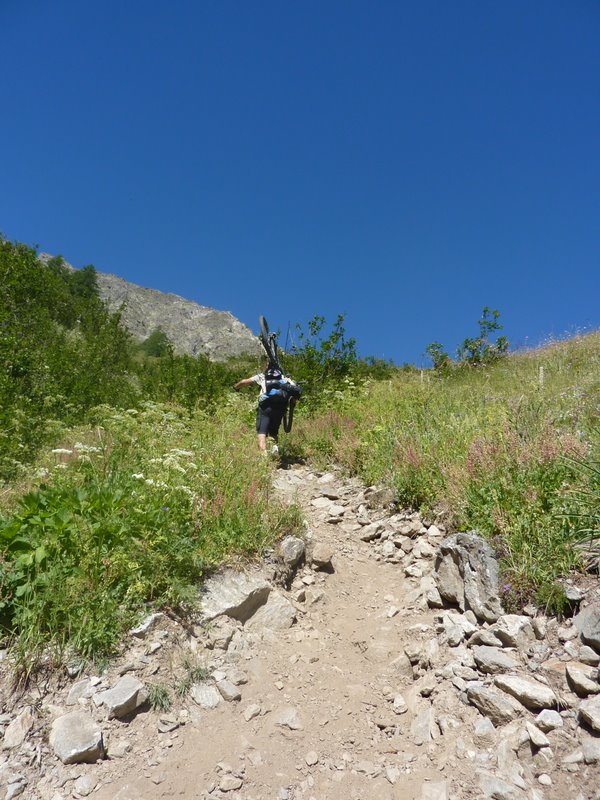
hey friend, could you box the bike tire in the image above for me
[283,398,296,433]
[259,315,280,368]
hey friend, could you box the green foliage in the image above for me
[294,332,600,609]
[425,342,451,371]
[457,306,509,366]
[148,683,172,711]
[426,307,508,370]
[0,403,302,668]
[0,238,135,478]
[284,314,358,403]
[175,654,210,697]
[140,328,172,358]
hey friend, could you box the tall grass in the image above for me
[291,333,600,611]
[0,401,301,671]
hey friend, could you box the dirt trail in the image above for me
[19,463,597,800]
[91,463,459,800]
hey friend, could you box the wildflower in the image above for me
[170,449,194,457]
[34,467,49,478]
[125,409,139,415]
[74,443,102,454]
[55,463,67,469]
[52,448,73,455]
[132,473,145,480]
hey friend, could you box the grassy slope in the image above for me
[289,332,600,611]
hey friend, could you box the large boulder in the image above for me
[435,532,503,623]
[199,571,271,622]
[49,712,104,764]
[94,676,148,719]
[574,605,600,653]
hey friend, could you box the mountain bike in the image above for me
[258,315,297,433]
[259,315,281,369]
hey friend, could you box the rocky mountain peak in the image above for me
[38,253,261,361]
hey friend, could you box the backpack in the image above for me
[261,377,302,407]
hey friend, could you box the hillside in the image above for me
[38,253,260,361]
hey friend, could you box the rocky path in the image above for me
[2,463,600,800]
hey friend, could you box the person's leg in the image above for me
[256,407,271,453]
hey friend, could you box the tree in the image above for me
[457,307,508,366]
[425,341,451,370]
[140,328,172,357]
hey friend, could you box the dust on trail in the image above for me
[92,462,458,800]
[85,462,595,800]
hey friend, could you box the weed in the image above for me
[148,683,172,711]
[175,655,210,698]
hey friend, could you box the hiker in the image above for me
[233,364,300,454]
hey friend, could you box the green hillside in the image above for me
[1,235,598,672]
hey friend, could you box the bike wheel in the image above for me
[259,315,279,367]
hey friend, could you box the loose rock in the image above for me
[49,712,104,764]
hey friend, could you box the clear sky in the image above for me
[2,1,599,365]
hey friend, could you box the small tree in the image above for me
[457,307,508,366]
[140,328,172,357]
[425,341,451,370]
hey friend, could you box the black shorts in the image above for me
[256,403,285,438]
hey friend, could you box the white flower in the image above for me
[74,443,102,453]
[170,449,194,457]
[55,463,67,469]
[132,473,145,480]
[34,467,49,478]
[125,409,139,415]
[51,448,73,455]
[145,478,155,485]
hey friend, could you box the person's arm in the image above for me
[233,377,256,391]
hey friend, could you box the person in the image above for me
[233,363,299,454]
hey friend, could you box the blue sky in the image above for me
[2,1,599,365]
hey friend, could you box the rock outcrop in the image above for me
[37,253,260,361]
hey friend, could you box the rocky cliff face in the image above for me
[38,254,260,361]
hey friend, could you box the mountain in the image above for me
[38,254,260,361]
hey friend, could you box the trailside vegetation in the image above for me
[289,332,600,613]
[1,234,598,668]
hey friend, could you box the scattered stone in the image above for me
[565,664,600,697]
[426,588,444,608]
[537,774,552,786]
[73,775,98,797]
[245,590,296,631]
[473,717,496,747]
[49,712,104,764]
[392,694,408,715]
[472,645,519,674]
[108,739,131,758]
[573,604,600,653]
[494,675,557,710]
[66,679,95,706]
[477,771,520,799]
[5,784,25,800]
[130,612,163,638]
[311,543,334,570]
[466,685,523,726]
[280,536,305,567]
[582,737,600,764]
[305,751,319,766]
[580,645,600,666]
[435,532,503,622]
[2,710,34,749]
[411,706,436,746]
[579,695,600,732]
[94,676,148,719]
[359,522,383,542]
[190,683,222,710]
[421,782,448,800]
[200,570,271,622]
[219,775,243,792]
[492,615,535,649]
[274,707,303,730]
[525,721,550,748]
[243,704,261,722]
[535,709,563,732]
[216,679,241,702]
